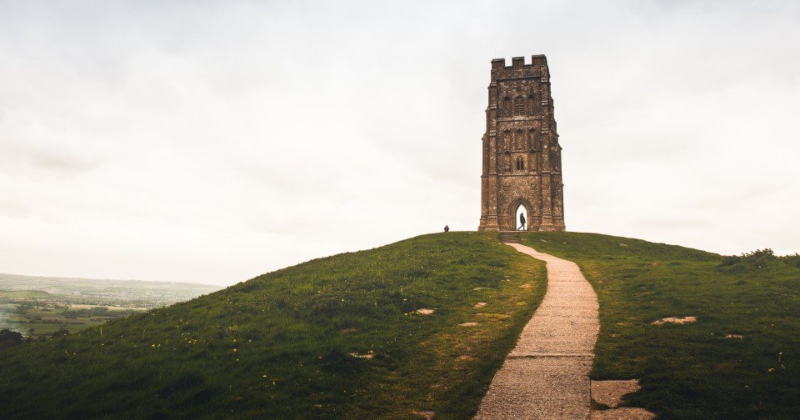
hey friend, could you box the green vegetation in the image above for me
[519,232,800,420]
[0,329,23,349]
[718,248,800,274]
[1,297,141,338]
[0,274,220,339]
[0,273,220,307]
[0,233,546,419]
[3,231,797,419]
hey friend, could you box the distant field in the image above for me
[0,273,220,338]
[0,290,50,299]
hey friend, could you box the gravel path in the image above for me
[474,243,600,419]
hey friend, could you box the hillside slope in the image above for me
[3,231,798,419]
[0,233,547,420]
[520,232,800,420]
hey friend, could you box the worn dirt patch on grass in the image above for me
[591,380,641,407]
[458,322,478,327]
[590,407,656,420]
[474,302,487,308]
[410,410,435,420]
[591,380,655,420]
[415,308,435,315]
[652,316,696,325]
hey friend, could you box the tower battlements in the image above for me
[490,55,550,81]
[491,55,548,69]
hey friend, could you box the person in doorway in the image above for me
[444,225,450,232]
[519,213,526,231]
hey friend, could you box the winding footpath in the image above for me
[474,243,600,420]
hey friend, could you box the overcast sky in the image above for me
[1,1,798,286]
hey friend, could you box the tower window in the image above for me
[516,156,525,171]
[513,96,525,116]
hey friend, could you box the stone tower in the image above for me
[478,55,565,232]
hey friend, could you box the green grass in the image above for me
[519,232,800,420]
[3,231,797,419]
[0,232,546,419]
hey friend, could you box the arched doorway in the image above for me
[515,204,528,231]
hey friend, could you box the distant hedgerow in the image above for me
[717,248,800,273]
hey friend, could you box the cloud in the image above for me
[0,140,96,178]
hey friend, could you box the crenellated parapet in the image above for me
[490,55,550,81]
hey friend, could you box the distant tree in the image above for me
[14,304,31,314]
[784,253,800,268]
[51,327,70,338]
[89,307,109,316]
[0,329,23,349]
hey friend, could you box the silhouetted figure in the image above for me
[444,225,450,232]
[518,213,526,231]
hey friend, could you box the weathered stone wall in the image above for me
[479,55,565,232]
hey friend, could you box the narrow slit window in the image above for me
[513,96,525,116]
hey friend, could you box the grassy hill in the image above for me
[1,231,798,419]
[518,232,800,420]
[0,233,547,419]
